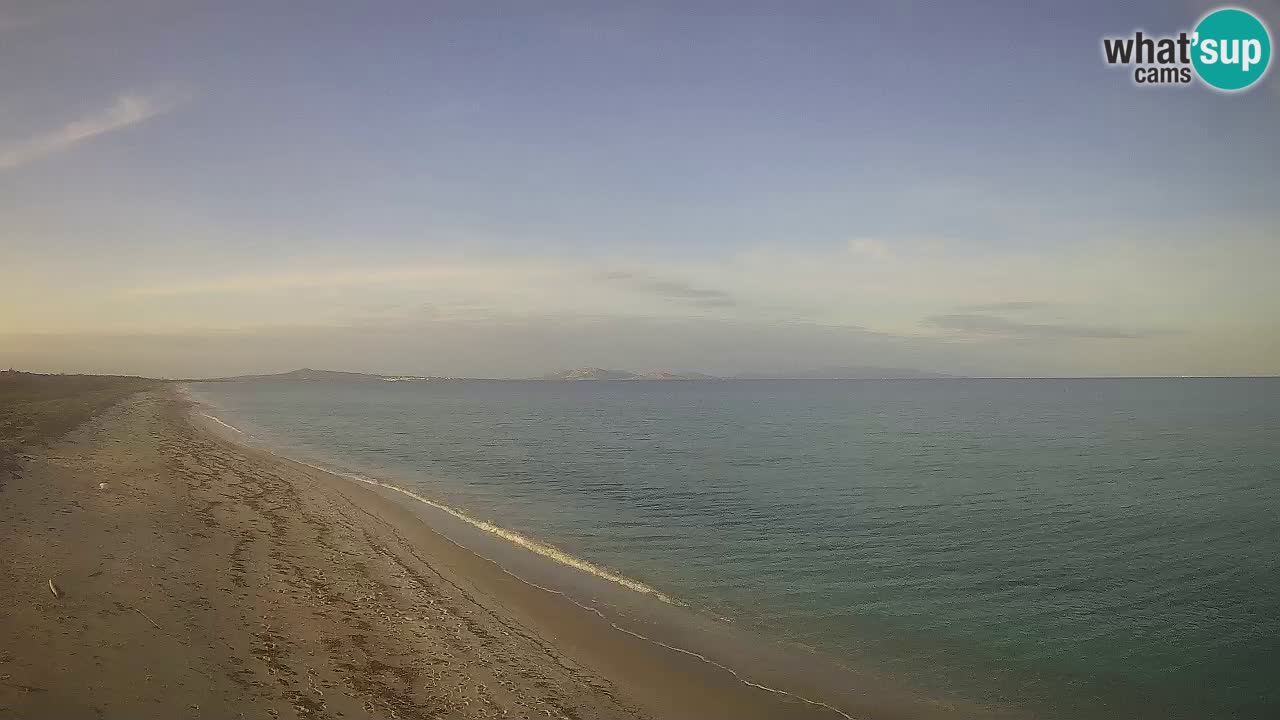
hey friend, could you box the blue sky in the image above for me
[2,0,1277,377]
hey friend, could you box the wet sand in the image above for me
[0,386,863,719]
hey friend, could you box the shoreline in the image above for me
[3,385,883,719]
[185,388,1022,720]
[1,384,1024,719]
[185,391,872,720]
[1,387,643,718]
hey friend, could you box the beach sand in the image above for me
[0,386,862,719]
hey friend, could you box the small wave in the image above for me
[306,463,678,605]
[335,467,858,718]
[200,412,244,434]
[304,466,856,718]
[180,391,668,602]
[182,400,855,719]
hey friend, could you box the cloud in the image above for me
[18,224,1272,375]
[112,260,743,335]
[922,313,1144,339]
[601,270,737,308]
[956,301,1052,313]
[0,94,173,171]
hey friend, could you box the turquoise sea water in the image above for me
[187,378,1280,719]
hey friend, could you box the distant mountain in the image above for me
[543,368,636,381]
[732,366,956,380]
[213,368,401,382]
[542,368,719,381]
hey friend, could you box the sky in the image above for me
[2,0,1278,378]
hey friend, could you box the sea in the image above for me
[186,378,1280,720]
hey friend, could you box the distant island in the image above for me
[202,366,957,382]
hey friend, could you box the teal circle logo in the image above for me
[1192,7,1272,91]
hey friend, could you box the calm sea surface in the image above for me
[187,378,1280,719]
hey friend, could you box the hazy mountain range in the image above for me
[208,366,956,382]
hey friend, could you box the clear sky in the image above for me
[2,0,1277,378]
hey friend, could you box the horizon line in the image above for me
[8,368,1280,382]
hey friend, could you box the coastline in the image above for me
[1,386,1017,719]
[185,387,1022,720]
[0,386,852,718]
[187,392,874,720]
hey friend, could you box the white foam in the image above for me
[311,463,858,720]
[200,412,244,434]
[182,392,857,719]
[183,389,666,602]
[306,462,677,604]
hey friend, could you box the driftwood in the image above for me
[134,607,161,629]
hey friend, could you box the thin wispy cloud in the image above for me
[923,313,1144,340]
[601,270,738,309]
[123,266,445,297]
[957,301,1052,313]
[0,94,173,171]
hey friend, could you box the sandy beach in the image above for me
[0,385,866,719]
